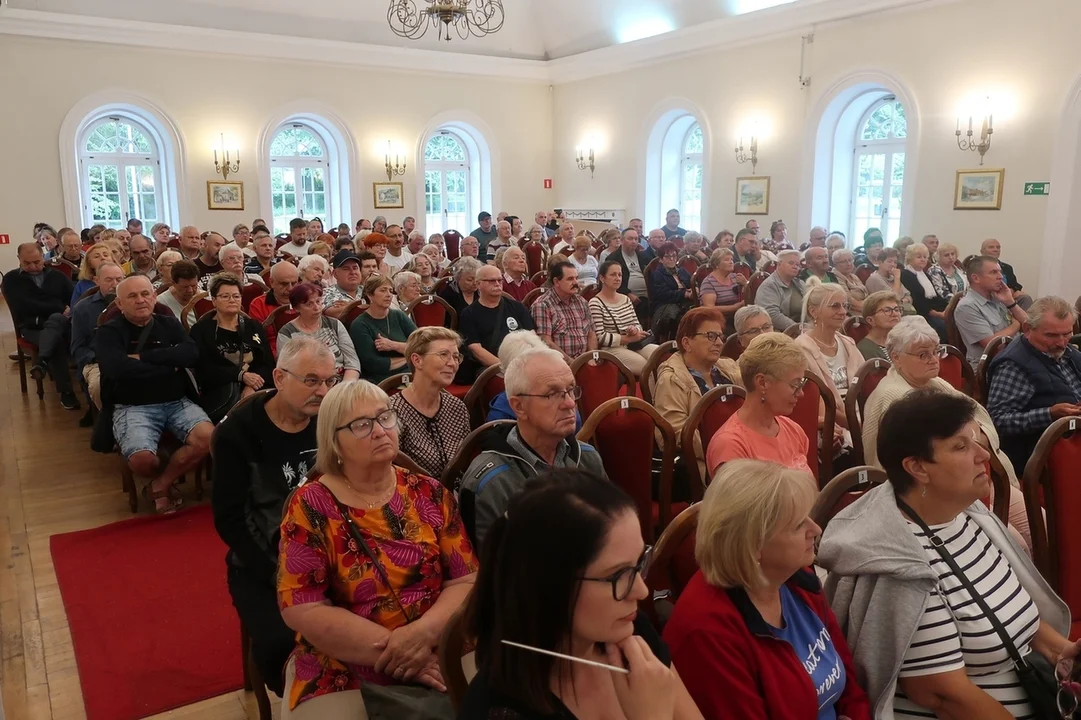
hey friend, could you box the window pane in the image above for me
[893,103,907,138]
[126,164,159,224]
[270,128,297,157]
[84,120,154,154]
[861,104,892,140]
[87,164,122,225]
[425,134,466,162]
[271,167,297,235]
[684,125,703,154]
[681,162,702,233]
[445,169,468,233]
[296,129,324,157]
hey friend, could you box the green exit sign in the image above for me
[1024,182,1050,195]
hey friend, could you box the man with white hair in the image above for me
[754,249,806,331]
[550,221,576,257]
[501,246,536,302]
[485,220,513,262]
[534,210,555,238]
[804,226,828,253]
[458,347,607,546]
[178,225,202,261]
[987,296,1081,470]
[219,243,263,286]
[212,336,332,698]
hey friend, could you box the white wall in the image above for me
[552,0,1081,298]
[0,36,553,267]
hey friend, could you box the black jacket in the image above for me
[93,313,198,406]
[1,268,73,329]
[609,248,653,295]
[650,265,693,306]
[900,268,950,318]
[189,315,274,394]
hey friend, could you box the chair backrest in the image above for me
[241,280,268,313]
[443,230,462,261]
[789,371,836,486]
[811,466,887,529]
[440,419,516,494]
[976,334,1012,405]
[339,300,369,328]
[379,373,412,396]
[642,258,661,306]
[733,262,752,279]
[181,292,213,331]
[937,343,977,398]
[530,270,547,286]
[681,385,746,500]
[944,292,964,353]
[77,285,100,302]
[640,340,679,405]
[577,397,677,543]
[841,316,870,344]
[1021,416,1081,626]
[463,364,505,430]
[844,358,891,465]
[523,240,548,277]
[691,265,712,292]
[407,294,457,330]
[745,271,770,304]
[263,305,298,333]
[51,260,77,280]
[678,256,698,276]
[981,429,1012,526]
[581,283,601,302]
[645,503,700,609]
[783,324,802,338]
[720,333,744,361]
[570,350,637,419]
[437,607,471,712]
[522,287,544,308]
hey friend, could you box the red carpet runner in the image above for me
[50,504,244,720]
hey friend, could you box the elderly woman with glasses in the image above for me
[439,256,481,317]
[901,242,950,342]
[860,316,1033,552]
[855,290,902,361]
[665,460,870,720]
[732,304,774,351]
[393,271,423,313]
[832,248,868,315]
[650,241,695,341]
[278,282,361,382]
[706,333,815,491]
[698,248,746,320]
[277,379,478,719]
[795,283,862,432]
[387,328,470,478]
[865,248,915,314]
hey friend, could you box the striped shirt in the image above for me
[894,514,1040,718]
[588,294,640,348]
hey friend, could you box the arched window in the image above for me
[853,98,907,244]
[424,132,471,235]
[268,123,332,235]
[680,124,703,233]
[78,116,164,229]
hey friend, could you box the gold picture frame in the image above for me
[373,182,404,209]
[735,176,770,215]
[954,169,1004,210]
[207,181,244,211]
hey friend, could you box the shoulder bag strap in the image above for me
[326,487,416,623]
[133,316,156,354]
[894,495,1030,670]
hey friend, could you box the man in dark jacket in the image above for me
[211,335,332,696]
[1,243,79,409]
[70,261,124,415]
[609,227,652,322]
[987,295,1081,471]
[93,275,212,513]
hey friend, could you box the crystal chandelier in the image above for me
[387,0,505,41]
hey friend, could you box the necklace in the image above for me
[341,473,397,509]
[811,333,837,351]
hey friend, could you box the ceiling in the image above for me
[5,0,803,60]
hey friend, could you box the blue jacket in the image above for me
[487,392,582,431]
[649,265,692,306]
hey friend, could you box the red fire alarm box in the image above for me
[0,234,10,245]
[543,179,553,189]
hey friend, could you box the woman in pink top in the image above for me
[706,333,815,491]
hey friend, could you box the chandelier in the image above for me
[387,0,505,41]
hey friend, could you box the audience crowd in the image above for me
[4,209,1080,720]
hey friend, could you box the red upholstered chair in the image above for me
[682,385,746,500]
[432,276,451,296]
[339,300,369,328]
[530,271,546,286]
[761,260,778,274]
[692,265,712,293]
[678,256,698,276]
[811,466,887,530]
[241,279,268,313]
[441,419,515,497]
[379,373,411,396]
[6,300,45,398]
[645,503,700,610]
[854,263,875,283]
[523,240,548,277]
[720,333,744,361]
[639,340,678,405]
[937,343,977,398]
[569,350,637,420]
[463,364,505,429]
[844,358,891,465]
[167,235,181,249]
[976,335,1011,405]
[577,397,678,543]
[581,283,601,302]
[1022,417,1081,639]
[789,371,836,488]
[944,292,964,355]
[744,271,769,304]
[443,230,462,261]
[733,262,752,279]
[407,294,457,329]
[50,259,77,280]
[262,305,298,339]
[841,316,870,344]
[522,287,544,309]
[180,292,214,331]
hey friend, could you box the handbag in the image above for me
[599,298,654,351]
[895,496,1062,718]
[91,318,156,454]
[329,493,456,720]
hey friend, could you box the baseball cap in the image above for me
[478,211,492,222]
[332,250,361,269]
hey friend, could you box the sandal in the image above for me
[143,485,179,515]
[167,484,184,508]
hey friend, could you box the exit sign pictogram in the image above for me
[1023,182,1050,196]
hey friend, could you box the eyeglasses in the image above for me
[335,409,398,439]
[875,306,903,316]
[769,375,808,393]
[517,385,582,403]
[282,369,341,389]
[825,301,850,312]
[693,331,724,343]
[580,546,654,601]
[739,324,773,338]
[425,350,464,365]
[1057,656,1080,718]
[214,293,243,302]
[902,347,943,364]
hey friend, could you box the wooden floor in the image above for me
[0,301,282,719]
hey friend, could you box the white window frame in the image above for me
[267,122,333,235]
[77,115,165,230]
[415,116,496,238]
[642,105,711,232]
[679,124,704,233]
[423,131,472,236]
[851,98,906,245]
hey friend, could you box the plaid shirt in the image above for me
[531,289,595,358]
[322,283,362,308]
[986,346,1081,436]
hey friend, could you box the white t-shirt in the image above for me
[384,250,413,276]
[824,340,850,398]
[280,240,311,257]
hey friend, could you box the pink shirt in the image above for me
[706,412,812,477]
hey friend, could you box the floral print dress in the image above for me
[277,467,478,711]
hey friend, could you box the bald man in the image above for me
[799,246,838,284]
[178,225,202,261]
[248,261,299,355]
[457,264,535,382]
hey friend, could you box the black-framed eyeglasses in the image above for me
[282,369,340,389]
[693,331,724,343]
[769,375,808,393]
[580,546,654,601]
[875,306,903,316]
[517,385,582,403]
[902,347,944,364]
[335,409,398,439]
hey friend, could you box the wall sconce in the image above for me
[214,133,239,180]
[576,147,596,178]
[385,141,407,181]
[956,97,993,165]
[735,134,758,174]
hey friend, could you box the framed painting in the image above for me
[373,182,404,209]
[207,181,244,211]
[735,176,770,215]
[954,169,1004,210]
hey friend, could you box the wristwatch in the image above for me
[1005,302,1017,310]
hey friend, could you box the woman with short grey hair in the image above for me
[393,271,423,312]
[732,304,773,350]
[439,256,481,316]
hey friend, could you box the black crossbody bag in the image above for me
[895,496,1061,717]
[329,493,455,720]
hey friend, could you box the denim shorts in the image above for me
[113,399,210,459]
